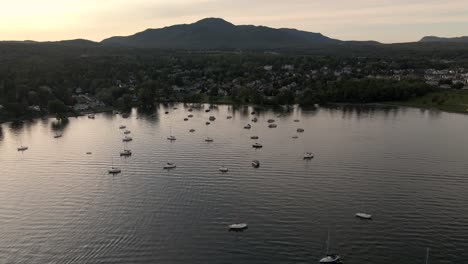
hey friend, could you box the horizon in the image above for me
[1,0,467,44]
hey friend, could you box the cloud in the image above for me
[0,0,467,42]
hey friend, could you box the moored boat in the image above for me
[252,143,263,148]
[122,136,133,142]
[355,213,372,220]
[120,149,132,156]
[252,160,260,168]
[229,223,248,231]
[163,162,176,169]
[108,167,121,174]
[17,146,28,151]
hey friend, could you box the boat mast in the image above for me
[425,248,430,264]
[326,228,330,255]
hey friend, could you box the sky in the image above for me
[0,0,467,43]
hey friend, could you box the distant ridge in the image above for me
[101,18,343,49]
[420,36,468,43]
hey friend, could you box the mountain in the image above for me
[420,36,468,43]
[101,18,342,49]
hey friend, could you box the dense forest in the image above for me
[0,42,465,121]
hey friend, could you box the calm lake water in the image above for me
[1,104,467,263]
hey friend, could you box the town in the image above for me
[1,53,468,121]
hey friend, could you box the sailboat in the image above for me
[167,118,176,140]
[120,142,132,156]
[17,145,28,151]
[17,139,28,151]
[319,229,341,263]
[108,158,121,174]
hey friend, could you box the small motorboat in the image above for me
[122,136,133,142]
[54,134,63,138]
[184,118,189,121]
[319,254,341,264]
[206,122,211,125]
[303,152,314,159]
[108,167,121,174]
[219,166,229,172]
[86,152,92,155]
[267,119,275,123]
[122,113,130,118]
[188,108,193,112]
[227,116,233,119]
[297,128,305,132]
[173,107,178,110]
[120,149,132,156]
[229,223,248,231]
[252,117,258,122]
[163,162,176,169]
[252,160,260,168]
[165,111,169,114]
[188,114,194,118]
[244,124,251,129]
[124,130,131,134]
[355,213,372,220]
[205,109,210,112]
[189,129,196,132]
[292,135,299,139]
[250,136,259,139]
[17,146,28,151]
[252,143,263,148]
[167,135,176,141]
[268,124,277,128]
[119,125,126,129]
[205,137,214,142]
[294,119,300,122]
[88,114,95,119]
[209,116,216,121]
[251,111,256,115]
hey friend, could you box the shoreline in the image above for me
[2,98,467,125]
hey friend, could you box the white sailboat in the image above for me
[319,229,341,264]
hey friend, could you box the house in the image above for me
[73,104,89,111]
[282,65,294,71]
[28,105,41,112]
[0,104,4,111]
[264,65,273,71]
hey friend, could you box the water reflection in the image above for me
[0,104,467,264]
[51,118,70,133]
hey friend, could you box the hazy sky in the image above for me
[1,0,467,43]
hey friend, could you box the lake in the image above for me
[1,104,467,263]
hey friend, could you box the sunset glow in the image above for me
[1,0,467,43]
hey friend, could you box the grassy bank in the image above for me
[388,89,468,114]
